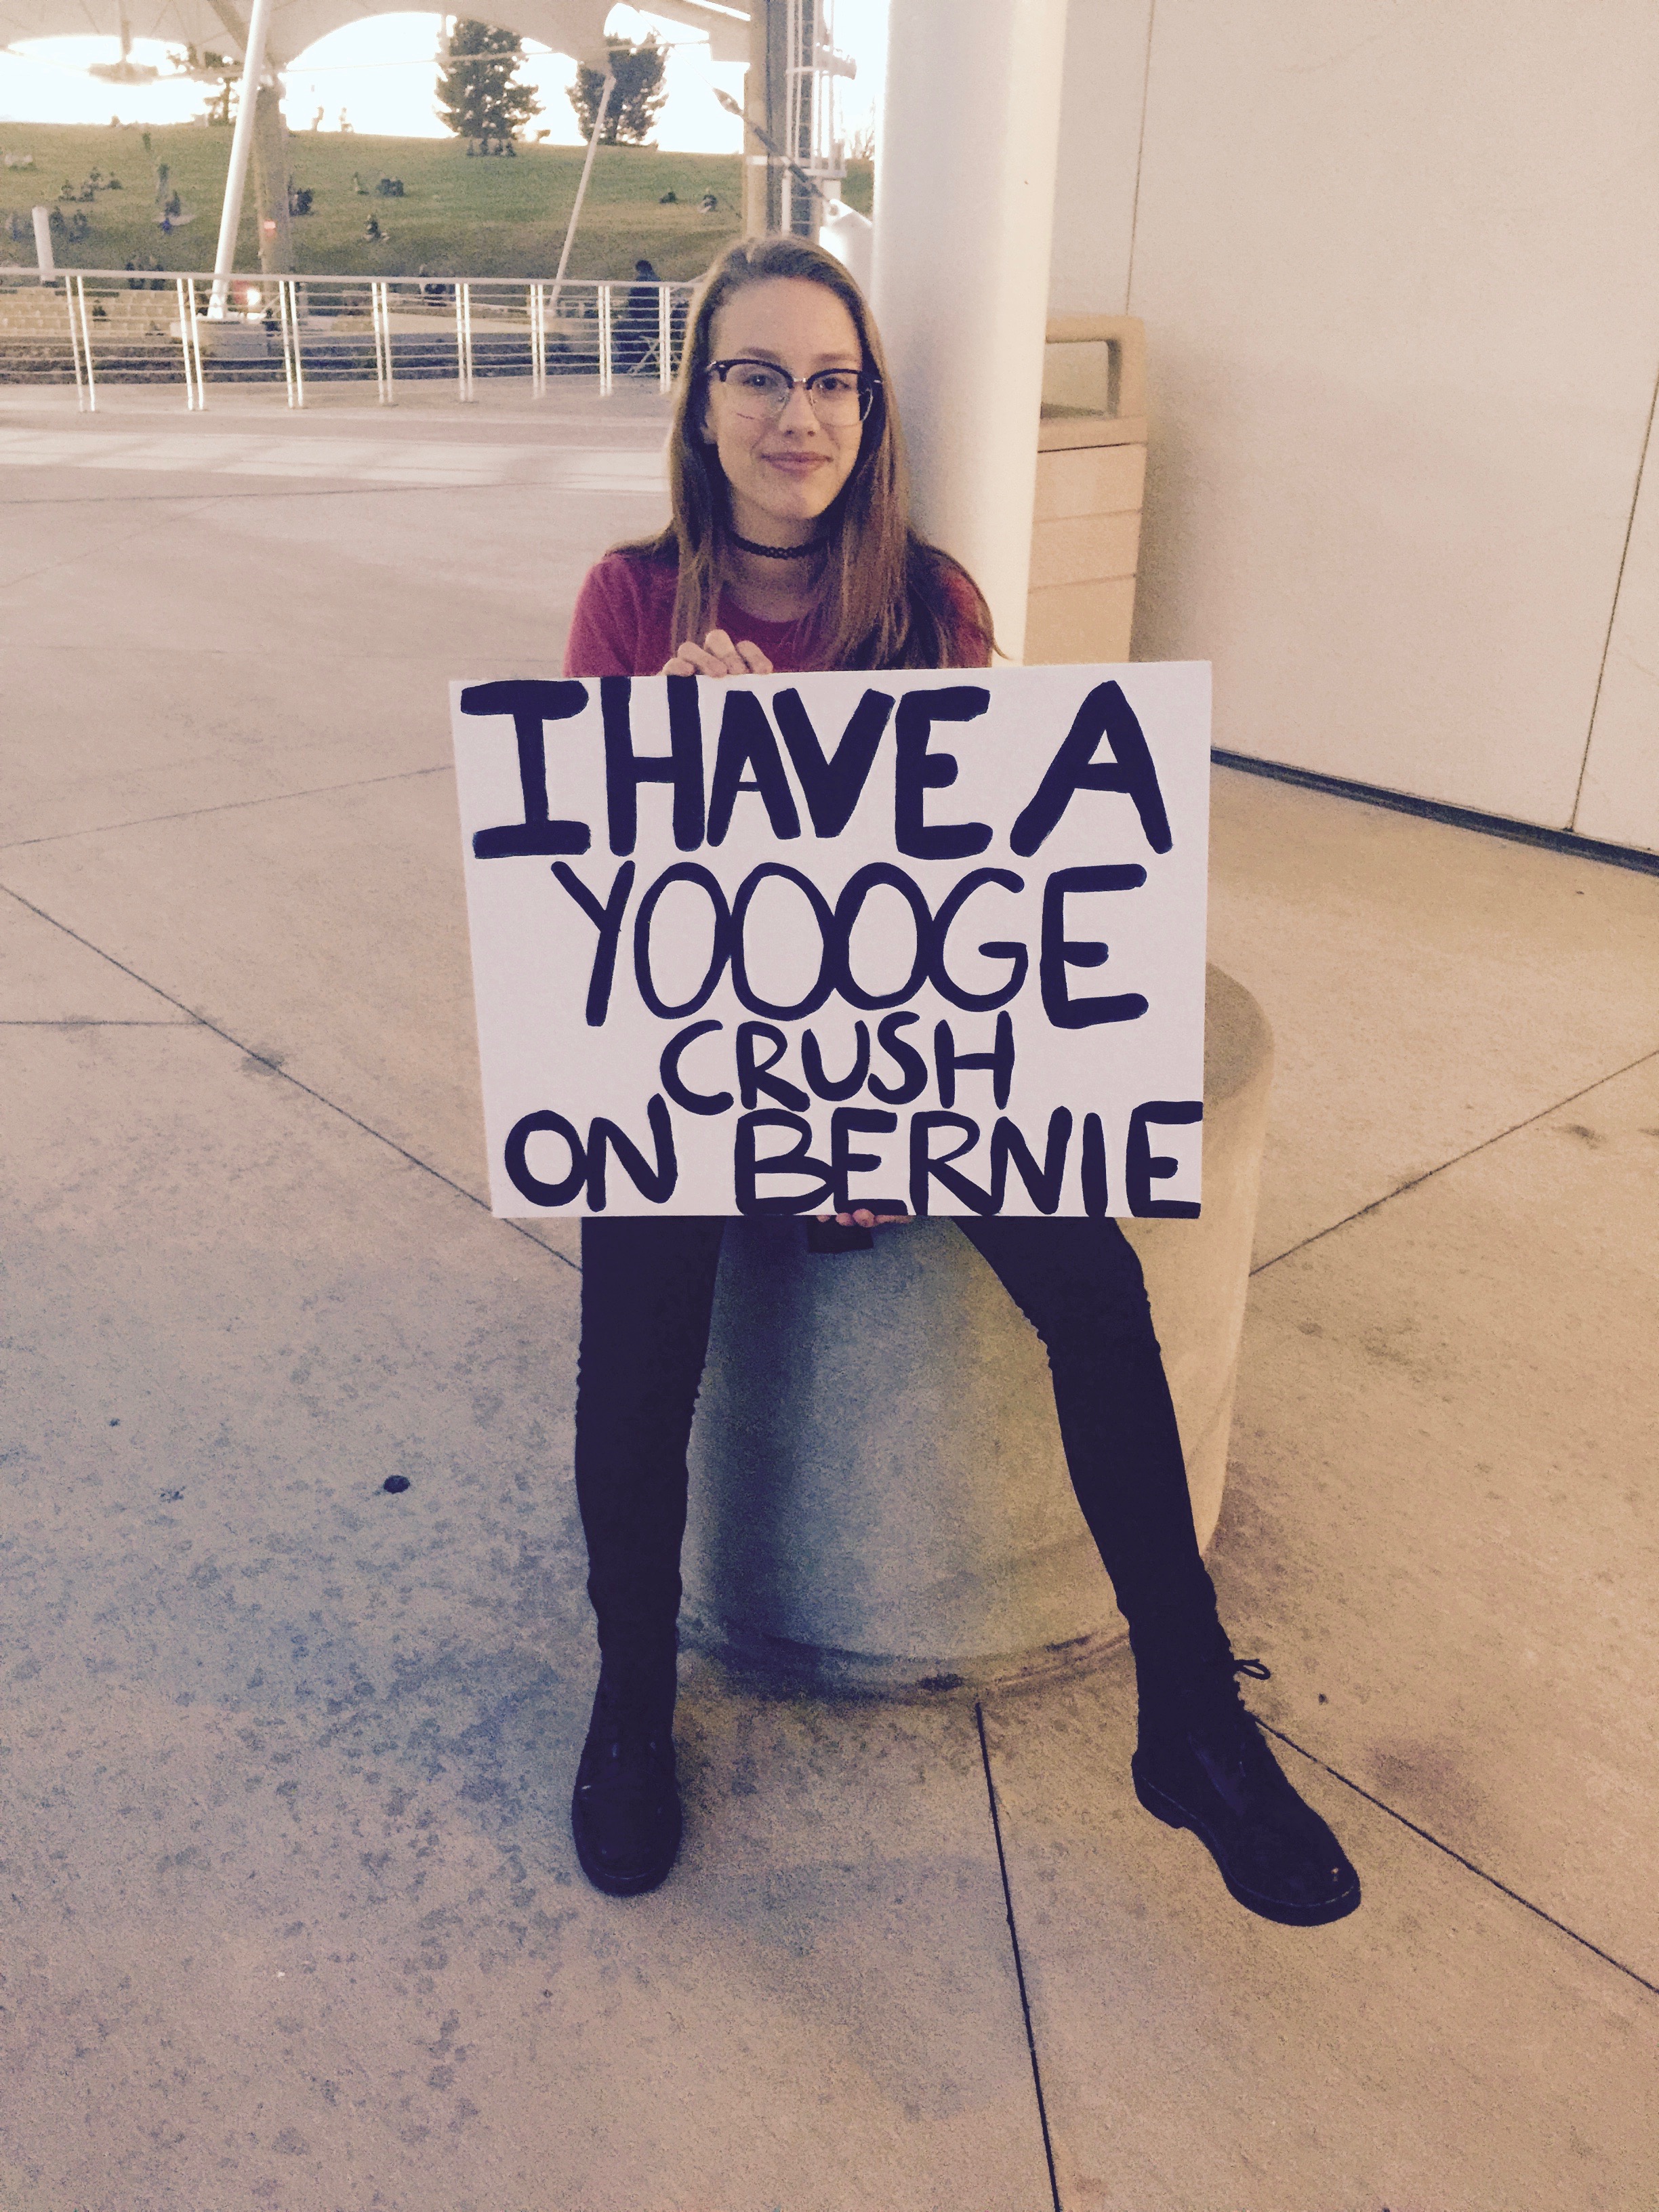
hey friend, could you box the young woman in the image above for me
[562,235,1359,1927]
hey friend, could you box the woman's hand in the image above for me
[813,1207,910,1232]
[661,630,773,679]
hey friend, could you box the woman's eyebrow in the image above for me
[726,345,863,369]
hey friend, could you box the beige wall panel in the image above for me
[1034,441,1147,523]
[1048,0,1153,316]
[1030,508,1143,591]
[1573,422,1659,853]
[1025,577,1137,666]
[1118,1,1659,825]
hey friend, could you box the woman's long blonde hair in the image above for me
[613,234,994,671]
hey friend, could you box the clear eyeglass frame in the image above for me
[705,356,880,426]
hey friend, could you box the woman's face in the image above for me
[701,276,867,543]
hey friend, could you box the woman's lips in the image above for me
[761,451,830,474]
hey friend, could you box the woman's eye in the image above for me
[739,369,781,390]
[815,373,858,394]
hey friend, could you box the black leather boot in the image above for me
[1131,1648,1361,1927]
[570,1657,682,1898]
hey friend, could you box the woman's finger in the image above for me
[735,640,774,676]
[661,655,698,676]
[672,642,729,678]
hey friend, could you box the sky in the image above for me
[0,0,886,152]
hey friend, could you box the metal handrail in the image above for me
[0,268,693,411]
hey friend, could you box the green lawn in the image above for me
[0,119,874,281]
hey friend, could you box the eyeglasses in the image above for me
[705,357,880,426]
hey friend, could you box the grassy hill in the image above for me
[0,119,875,281]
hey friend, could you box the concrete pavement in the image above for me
[3,380,1656,2211]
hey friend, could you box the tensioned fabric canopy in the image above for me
[0,0,750,70]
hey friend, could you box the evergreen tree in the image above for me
[436,20,541,150]
[569,36,668,146]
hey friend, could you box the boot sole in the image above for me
[1132,1764,1361,1929]
[571,1801,682,1898]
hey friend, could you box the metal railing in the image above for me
[1,268,695,412]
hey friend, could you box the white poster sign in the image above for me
[451,662,1210,1220]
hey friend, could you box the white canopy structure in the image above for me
[1,0,754,303]
[0,0,750,70]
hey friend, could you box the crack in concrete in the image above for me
[0,879,579,1275]
[1259,1721,1659,2001]
[0,760,455,853]
[1250,1042,1659,1277]
[975,1700,1064,2212]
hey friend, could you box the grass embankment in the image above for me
[0,120,874,281]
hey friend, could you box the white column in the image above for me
[871,0,1069,663]
[32,205,54,281]
[208,0,277,318]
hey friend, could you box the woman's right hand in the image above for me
[661,630,773,679]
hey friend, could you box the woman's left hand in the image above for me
[813,1208,910,1232]
[662,630,773,679]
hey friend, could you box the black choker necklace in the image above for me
[727,529,826,560]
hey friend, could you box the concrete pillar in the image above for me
[32,204,53,280]
[251,82,295,277]
[871,0,1070,663]
[682,968,1273,1696]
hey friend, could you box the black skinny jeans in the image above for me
[575,1215,1223,1681]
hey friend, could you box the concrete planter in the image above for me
[683,966,1273,1696]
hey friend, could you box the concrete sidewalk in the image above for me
[3,384,1656,2212]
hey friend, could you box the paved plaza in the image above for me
[3,379,1656,2211]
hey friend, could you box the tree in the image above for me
[436,20,541,151]
[568,37,668,146]
[182,48,239,128]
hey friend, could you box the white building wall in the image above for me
[1048,0,1659,851]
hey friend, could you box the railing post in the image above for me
[175,276,190,407]
[531,281,546,398]
[191,279,207,407]
[279,276,306,408]
[456,280,475,402]
[64,275,87,413]
[75,276,98,413]
[598,282,613,396]
[659,283,672,392]
[176,275,205,410]
[373,279,396,405]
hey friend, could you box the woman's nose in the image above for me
[775,382,820,429]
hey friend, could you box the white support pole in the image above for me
[208,0,277,318]
[547,69,614,322]
[870,0,1069,663]
[32,205,54,281]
